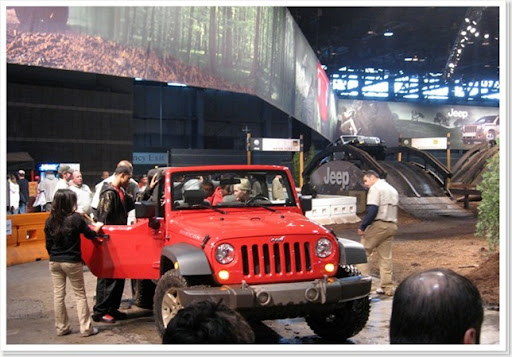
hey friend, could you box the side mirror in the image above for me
[300,195,312,214]
[135,201,156,219]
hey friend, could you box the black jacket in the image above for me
[96,184,135,225]
[45,213,97,263]
[18,178,29,204]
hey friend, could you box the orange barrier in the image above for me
[6,212,50,266]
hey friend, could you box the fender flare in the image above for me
[161,243,212,276]
[337,237,367,265]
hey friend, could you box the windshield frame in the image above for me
[169,169,296,211]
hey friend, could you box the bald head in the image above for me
[390,268,483,344]
[117,160,133,173]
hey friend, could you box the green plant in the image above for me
[292,151,301,186]
[305,142,316,169]
[475,141,500,251]
[292,142,317,186]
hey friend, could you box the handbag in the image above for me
[33,190,46,207]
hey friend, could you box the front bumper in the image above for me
[177,274,372,310]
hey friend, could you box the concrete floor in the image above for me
[4,260,502,354]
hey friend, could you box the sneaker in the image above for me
[57,328,72,336]
[376,288,393,296]
[92,314,116,323]
[81,327,99,337]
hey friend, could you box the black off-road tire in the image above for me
[131,279,156,309]
[153,270,190,337]
[305,265,371,341]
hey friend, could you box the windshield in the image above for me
[170,169,296,210]
[474,115,497,124]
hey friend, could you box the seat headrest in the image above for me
[183,189,205,205]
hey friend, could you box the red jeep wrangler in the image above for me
[81,165,371,340]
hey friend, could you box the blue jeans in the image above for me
[18,202,27,214]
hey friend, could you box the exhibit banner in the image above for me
[336,99,500,149]
[6,6,339,141]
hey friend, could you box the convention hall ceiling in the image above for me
[289,7,500,82]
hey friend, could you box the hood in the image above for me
[170,209,332,242]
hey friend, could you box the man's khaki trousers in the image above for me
[358,220,397,290]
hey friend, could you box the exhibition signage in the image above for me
[310,160,365,195]
[133,152,168,165]
[410,137,448,150]
[250,138,301,152]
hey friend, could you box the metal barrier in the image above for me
[6,212,50,266]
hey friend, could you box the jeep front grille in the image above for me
[463,125,477,133]
[241,242,312,276]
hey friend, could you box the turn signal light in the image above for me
[218,270,230,280]
[324,263,335,273]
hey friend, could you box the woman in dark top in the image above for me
[45,189,103,337]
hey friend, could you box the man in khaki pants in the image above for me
[357,170,398,296]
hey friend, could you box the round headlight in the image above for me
[215,243,235,264]
[315,238,333,258]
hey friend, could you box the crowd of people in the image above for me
[9,162,487,343]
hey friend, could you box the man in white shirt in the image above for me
[357,170,399,296]
[69,170,92,214]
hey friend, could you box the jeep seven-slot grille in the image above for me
[464,125,477,133]
[241,242,312,276]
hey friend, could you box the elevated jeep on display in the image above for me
[81,165,371,340]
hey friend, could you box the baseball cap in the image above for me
[237,178,251,191]
[58,164,74,175]
[18,170,25,176]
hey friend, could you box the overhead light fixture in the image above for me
[383,30,394,37]
[484,33,490,39]
[444,7,485,81]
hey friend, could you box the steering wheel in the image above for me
[246,194,271,204]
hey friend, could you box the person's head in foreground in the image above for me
[162,300,255,344]
[390,268,483,344]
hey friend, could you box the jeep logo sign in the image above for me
[323,167,349,187]
[447,108,468,119]
[310,161,365,195]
